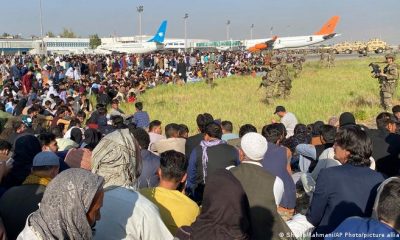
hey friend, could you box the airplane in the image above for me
[95,20,167,54]
[245,16,340,52]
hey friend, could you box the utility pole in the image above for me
[226,20,230,41]
[184,13,188,52]
[39,0,45,54]
[137,5,144,42]
[250,24,254,40]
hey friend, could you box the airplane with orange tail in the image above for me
[245,16,340,52]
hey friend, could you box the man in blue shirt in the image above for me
[326,177,400,240]
[132,102,150,129]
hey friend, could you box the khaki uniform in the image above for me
[327,52,335,68]
[277,64,292,98]
[379,62,399,110]
[319,52,326,67]
[265,65,280,104]
[293,59,303,78]
[205,62,215,87]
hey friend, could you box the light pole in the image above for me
[184,13,188,52]
[39,0,44,38]
[39,0,45,53]
[250,24,254,40]
[226,20,230,41]
[137,5,144,42]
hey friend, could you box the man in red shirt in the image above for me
[21,68,34,95]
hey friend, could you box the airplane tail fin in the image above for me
[147,20,167,43]
[314,16,340,35]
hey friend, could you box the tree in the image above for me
[1,33,10,38]
[60,28,76,38]
[46,31,55,37]
[89,34,102,49]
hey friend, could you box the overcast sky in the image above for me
[1,0,399,44]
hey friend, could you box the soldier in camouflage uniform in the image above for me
[319,51,326,67]
[375,54,399,110]
[327,50,335,68]
[264,60,280,104]
[205,60,216,88]
[293,57,303,78]
[277,62,292,98]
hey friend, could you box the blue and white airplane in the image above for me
[96,20,167,54]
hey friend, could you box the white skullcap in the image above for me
[241,132,268,161]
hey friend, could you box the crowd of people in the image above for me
[0,51,399,240]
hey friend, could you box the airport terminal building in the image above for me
[0,37,90,55]
[0,36,247,55]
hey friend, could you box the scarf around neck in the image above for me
[23,174,52,187]
[200,139,225,183]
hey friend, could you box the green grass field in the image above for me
[120,56,399,134]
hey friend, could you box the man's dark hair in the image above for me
[239,124,257,138]
[149,120,162,132]
[335,126,372,167]
[165,123,180,138]
[97,107,107,116]
[111,99,119,105]
[320,125,337,144]
[66,96,75,103]
[38,132,56,147]
[377,178,400,227]
[392,105,400,114]
[205,122,222,139]
[159,150,188,182]
[262,124,283,144]
[132,128,150,149]
[12,120,24,131]
[77,110,86,120]
[376,112,394,130]
[55,106,67,116]
[96,103,105,110]
[178,124,189,138]
[0,140,12,151]
[135,102,143,111]
[68,118,81,129]
[196,113,214,133]
[276,123,287,139]
[27,105,40,115]
[50,126,63,138]
[111,115,126,129]
[312,121,324,136]
[221,120,233,133]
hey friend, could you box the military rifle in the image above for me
[369,63,381,75]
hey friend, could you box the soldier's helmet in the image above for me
[385,53,395,60]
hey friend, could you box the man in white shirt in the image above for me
[152,123,185,155]
[274,106,298,138]
[148,120,166,151]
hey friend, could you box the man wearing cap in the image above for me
[375,54,398,110]
[230,132,294,240]
[274,106,298,138]
[0,151,59,240]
